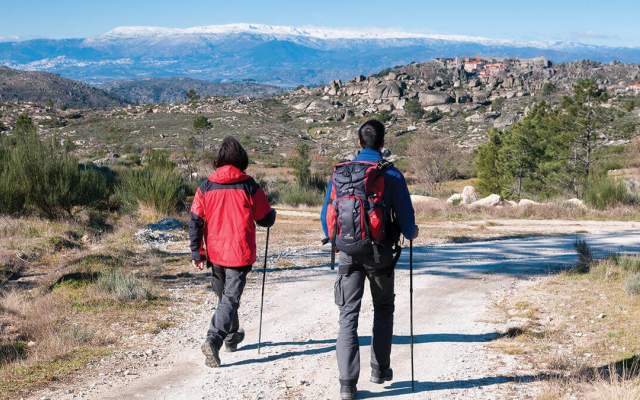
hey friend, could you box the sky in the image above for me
[1,0,639,47]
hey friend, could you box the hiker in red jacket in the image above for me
[189,136,276,368]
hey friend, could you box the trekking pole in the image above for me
[409,239,415,392]
[257,227,271,354]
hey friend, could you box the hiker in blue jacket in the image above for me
[321,119,418,400]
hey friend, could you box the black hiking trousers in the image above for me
[207,263,252,348]
[335,253,395,386]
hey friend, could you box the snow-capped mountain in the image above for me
[1,24,640,86]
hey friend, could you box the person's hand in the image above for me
[409,225,419,241]
[192,260,205,270]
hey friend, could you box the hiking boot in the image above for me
[370,368,393,384]
[201,339,221,368]
[224,329,245,353]
[339,384,357,400]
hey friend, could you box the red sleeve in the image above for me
[191,187,205,218]
[189,187,206,260]
[253,187,273,221]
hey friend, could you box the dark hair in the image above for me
[214,136,249,171]
[358,119,385,149]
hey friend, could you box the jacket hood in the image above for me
[208,165,250,184]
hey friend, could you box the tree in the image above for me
[475,129,504,195]
[474,80,620,200]
[288,142,312,187]
[186,89,200,104]
[404,98,425,121]
[193,115,212,154]
[181,136,199,181]
[541,82,557,96]
[499,103,555,198]
[559,79,610,197]
[409,134,459,195]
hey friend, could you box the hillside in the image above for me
[0,58,638,168]
[100,77,286,104]
[0,66,124,108]
[2,24,640,86]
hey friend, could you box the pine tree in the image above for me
[193,115,212,154]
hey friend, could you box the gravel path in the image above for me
[33,226,640,400]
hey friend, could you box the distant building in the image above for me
[479,62,506,78]
[463,57,486,73]
[628,82,640,93]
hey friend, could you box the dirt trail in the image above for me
[34,222,640,400]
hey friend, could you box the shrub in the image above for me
[584,176,637,210]
[96,269,156,301]
[273,183,324,207]
[616,256,640,273]
[404,98,425,120]
[574,239,593,273]
[0,115,112,218]
[118,151,186,216]
[409,134,459,195]
[624,273,640,296]
[542,82,557,96]
[288,142,312,187]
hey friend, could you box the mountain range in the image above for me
[0,66,123,108]
[2,24,640,87]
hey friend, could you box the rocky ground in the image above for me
[1,58,639,169]
[24,215,640,400]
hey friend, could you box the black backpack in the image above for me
[324,160,401,270]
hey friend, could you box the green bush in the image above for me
[272,182,324,207]
[624,273,640,296]
[117,152,186,216]
[584,176,637,210]
[574,239,593,273]
[404,98,425,121]
[96,269,156,301]
[613,255,640,273]
[0,114,112,218]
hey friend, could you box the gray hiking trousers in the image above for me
[207,264,251,347]
[335,253,395,386]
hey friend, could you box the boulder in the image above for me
[456,93,472,104]
[305,100,332,112]
[446,193,464,205]
[465,113,485,123]
[564,198,587,209]
[493,112,521,129]
[470,194,502,208]
[472,92,491,105]
[378,103,393,112]
[410,195,442,206]
[518,199,541,207]
[418,91,454,107]
[369,81,402,101]
[292,101,311,111]
[461,186,478,204]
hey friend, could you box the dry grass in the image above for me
[584,376,640,400]
[0,216,83,257]
[0,290,108,363]
[416,202,640,223]
[493,251,640,399]
[0,215,171,399]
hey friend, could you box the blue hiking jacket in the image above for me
[320,148,416,240]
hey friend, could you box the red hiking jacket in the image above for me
[189,165,275,267]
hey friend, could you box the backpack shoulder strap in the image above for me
[376,159,393,171]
